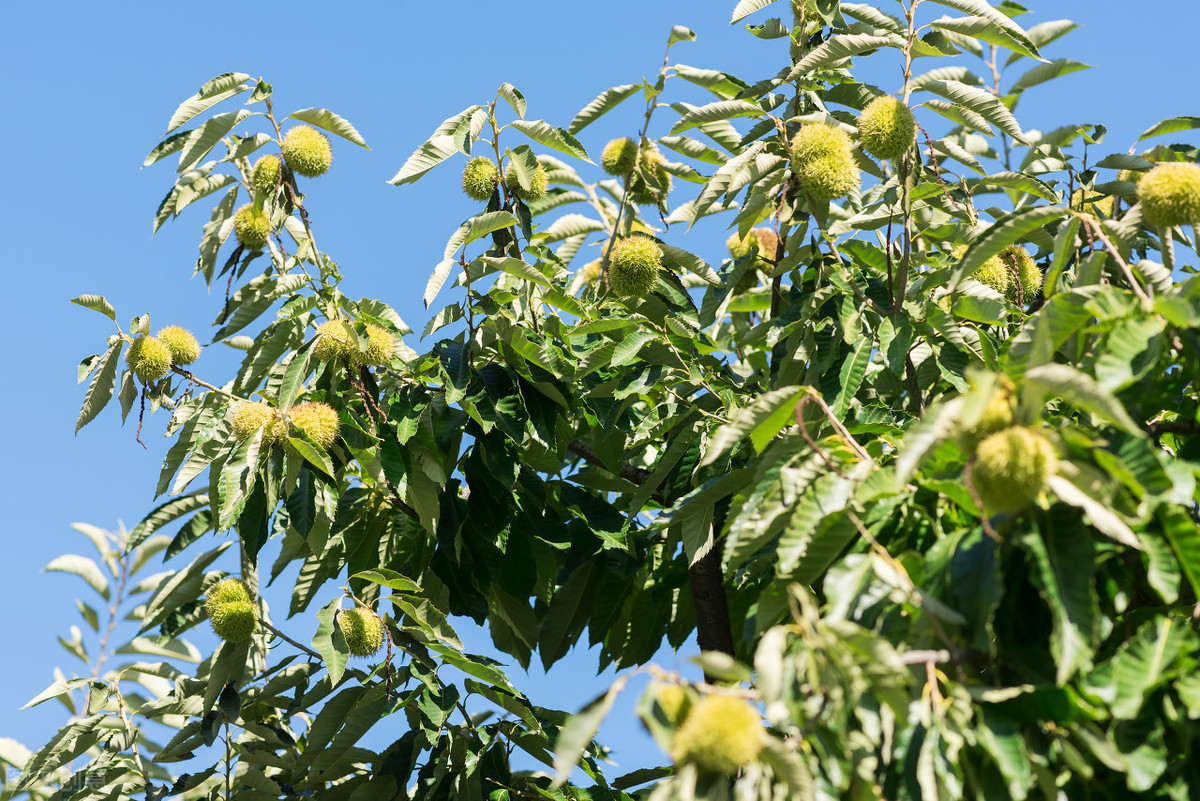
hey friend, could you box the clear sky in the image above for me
[1,0,1197,785]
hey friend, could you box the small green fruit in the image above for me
[654,683,693,726]
[857,96,916,161]
[971,426,1057,514]
[972,255,1010,297]
[608,235,662,296]
[156,326,201,366]
[997,245,1042,304]
[461,157,499,201]
[957,391,1013,452]
[726,228,779,263]
[281,125,332,178]
[791,124,860,201]
[287,402,340,449]
[229,400,280,443]
[251,154,281,198]
[338,607,385,657]
[601,137,638,176]
[233,204,271,250]
[313,320,356,363]
[669,695,763,775]
[505,161,549,202]
[360,324,395,367]
[1070,187,1115,218]
[206,578,256,643]
[628,147,673,206]
[126,336,172,383]
[1137,162,1200,228]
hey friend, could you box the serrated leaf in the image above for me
[929,15,1041,61]
[389,105,483,186]
[144,129,193,167]
[177,110,253,173]
[70,294,116,322]
[497,82,527,118]
[45,555,110,600]
[731,0,781,23]
[919,80,1025,142]
[946,206,1069,293]
[785,34,901,81]
[670,99,764,135]
[1137,116,1200,142]
[166,72,250,135]
[312,598,350,687]
[509,120,591,162]
[287,436,334,478]
[286,108,369,148]
[701,387,805,467]
[926,0,1041,60]
[1023,363,1143,436]
[75,342,121,434]
[1010,59,1089,94]
[567,84,640,134]
[128,492,211,551]
[551,676,631,788]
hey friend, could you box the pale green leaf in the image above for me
[166,72,250,134]
[286,107,369,149]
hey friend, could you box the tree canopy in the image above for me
[5,0,1200,799]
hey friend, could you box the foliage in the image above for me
[8,0,1200,799]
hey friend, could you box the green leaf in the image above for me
[1010,59,1089,94]
[44,554,110,600]
[425,211,518,307]
[551,675,632,788]
[668,25,696,47]
[1107,618,1185,718]
[669,99,764,135]
[1046,476,1140,549]
[144,129,193,167]
[926,0,1042,60]
[946,206,1069,293]
[731,0,781,23]
[312,598,350,686]
[971,171,1057,202]
[352,567,421,594]
[700,387,805,467]
[567,84,639,134]
[177,110,253,173]
[70,295,116,322]
[75,342,121,434]
[1043,215,1080,299]
[286,108,369,149]
[165,72,250,134]
[128,491,210,551]
[840,3,907,35]
[287,436,334,479]
[389,105,484,185]
[918,80,1025,142]
[785,34,901,81]
[1022,363,1143,436]
[1023,515,1094,686]
[929,15,1041,62]
[218,430,263,530]
[509,120,591,162]
[1005,19,1077,65]
[1137,115,1200,142]
[497,82,527,118]
[832,338,872,417]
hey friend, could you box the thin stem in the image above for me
[260,619,323,660]
[170,367,244,402]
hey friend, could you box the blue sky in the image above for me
[1,0,1197,786]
